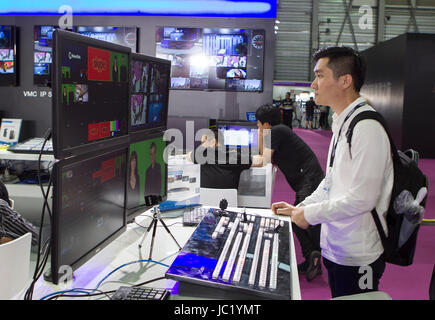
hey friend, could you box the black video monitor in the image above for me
[215,120,259,148]
[50,146,128,284]
[73,26,138,53]
[156,27,264,92]
[0,25,17,86]
[127,130,168,220]
[130,53,170,132]
[52,29,130,159]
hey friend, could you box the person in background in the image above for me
[0,180,38,245]
[280,92,297,129]
[272,46,393,298]
[188,128,253,189]
[253,104,324,281]
[304,97,317,129]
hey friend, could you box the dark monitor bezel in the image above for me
[126,129,168,221]
[0,25,17,86]
[129,52,171,134]
[50,145,128,284]
[52,28,131,159]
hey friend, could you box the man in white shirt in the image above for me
[271,46,394,298]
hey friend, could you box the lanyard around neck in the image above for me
[329,102,366,168]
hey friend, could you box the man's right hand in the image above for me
[271,201,294,216]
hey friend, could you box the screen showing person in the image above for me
[131,60,150,93]
[61,84,76,105]
[127,136,166,210]
[74,84,88,103]
[226,68,247,79]
[112,53,128,82]
[131,94,147,126]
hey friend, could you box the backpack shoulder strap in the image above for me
[345,110,399,162]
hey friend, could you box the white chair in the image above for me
[200,188,238,208]
[0,232,32,300]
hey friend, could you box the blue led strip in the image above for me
[0,0,276,18]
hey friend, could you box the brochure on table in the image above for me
[0,119,22,146]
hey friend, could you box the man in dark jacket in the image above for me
[253,104,324,281]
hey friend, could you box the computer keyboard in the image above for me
[111,286,170,300]
[183,207,209,226]
[8,137,53,154]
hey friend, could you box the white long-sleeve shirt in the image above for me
[302,97,394,266]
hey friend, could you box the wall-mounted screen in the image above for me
[156,27,264,92]
[34,25,137,86]
[33,25,63,86]
[73,26,138,53]
[0,25,17,86]
[130,53,170,132]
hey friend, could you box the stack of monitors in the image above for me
[0,25,17,86]
[156,27,264,92]
[50,29,170,284]
[34,25,138,86]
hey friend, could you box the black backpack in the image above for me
[346,111,429,266]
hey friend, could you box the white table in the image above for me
[31,206,301,300]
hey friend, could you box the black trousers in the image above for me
[282,110,293,129]
[319,112,329,129]
[292,175,322,259]
[323,255,386,298]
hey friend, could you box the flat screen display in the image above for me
[52,29,130,159]
[130,53,170,132]
[156,27,264,92]
[0,25,17,86]
[127,131,168,219]
[216,120,258,148]
[51,147,127,284]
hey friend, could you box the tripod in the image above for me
[138,206,182,260]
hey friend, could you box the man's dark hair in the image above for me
[203,127,224,145]
[0,180,11,207]
[313,46,366,92]
[255,104,282,126]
